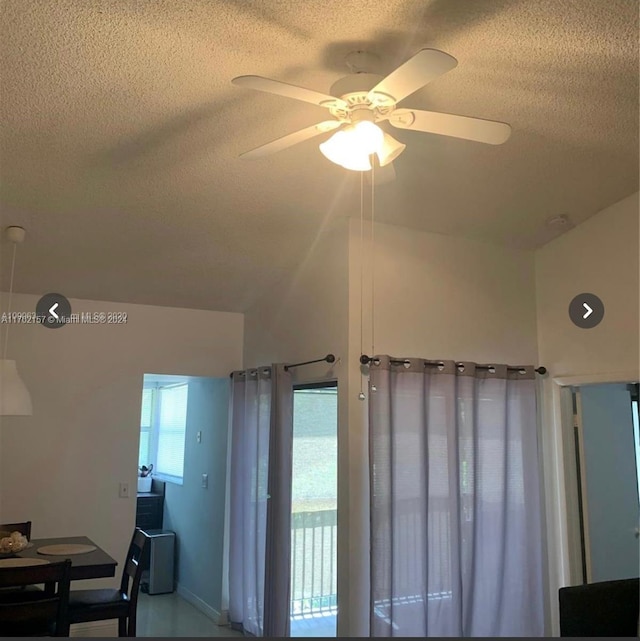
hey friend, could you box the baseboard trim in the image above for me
[70,620,118,637]
[176,583,228,626]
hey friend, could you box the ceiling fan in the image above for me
[232,48,512,172]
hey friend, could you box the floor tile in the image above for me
[137,592,242,638]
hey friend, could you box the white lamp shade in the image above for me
[319,121,385,172]
[352,121,384,155]
[377,133,406,167]
[0,359,33,416]
[320,128,371,171]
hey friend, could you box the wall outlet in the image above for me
[201,473,208,489]
[119,482,130,498]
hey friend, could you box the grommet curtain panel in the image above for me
[369,357,544,637]
[228,364,293,637]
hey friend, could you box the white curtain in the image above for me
[228,365,293,637]
[369,356,544,637]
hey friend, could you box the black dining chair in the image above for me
[559,577,640,636]
[0,521,32,539]
[0,558,72,637]
[67,528,149,637]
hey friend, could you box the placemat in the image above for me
[37,543,96,556]
[0,557,50,567]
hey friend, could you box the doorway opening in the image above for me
[290,382,338,637]
[571,382,640,584]
[630,384,640,504]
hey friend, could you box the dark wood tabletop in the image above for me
[15,536,118,581]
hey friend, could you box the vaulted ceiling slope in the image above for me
[1,0,638,312]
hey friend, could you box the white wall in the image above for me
[0,293,243,591]
[533,192,639,634]
[243,217,349,370]
[535,192,639,377]
[163,376,231,618]
[353,219,539,364]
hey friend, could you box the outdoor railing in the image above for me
[290,508,337,617]
[290,500,454,620]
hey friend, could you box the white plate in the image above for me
[37,543,96,556]
[0,557,50,567]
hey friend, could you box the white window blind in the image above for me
[155,383,189,483]
[138,387,154,467]
[141,388,154,427]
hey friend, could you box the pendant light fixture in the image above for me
[1,226,32,416]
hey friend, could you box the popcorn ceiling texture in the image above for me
[0,0,637,312]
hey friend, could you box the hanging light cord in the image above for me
[370,162,375,357]
[359,171,365,398]
[3,242,17,360]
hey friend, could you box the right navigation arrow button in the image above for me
[569,293,604,329]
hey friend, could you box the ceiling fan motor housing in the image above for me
[328,73,395,121]
[330,73,384,99]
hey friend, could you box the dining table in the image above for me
[7,536,118,581]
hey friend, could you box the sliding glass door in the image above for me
[290,383,338,637]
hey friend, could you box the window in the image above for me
[139,375,189,485]
[138,386,154,466]
[156,383,188,482]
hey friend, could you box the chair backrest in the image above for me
[120,528,150,607]
[0,559,72,636]
[559,577,640,637]
[0,521,32,539]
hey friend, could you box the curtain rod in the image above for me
[230,354,336,377]
[359,354,547,375]
[285,354,335,372]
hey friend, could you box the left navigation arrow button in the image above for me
[36,293,72,329]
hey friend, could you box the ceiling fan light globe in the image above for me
[352,121,384,156]
[339,155,372,171]
[319,129,348,164]
[377,133,406,167]
[319,128,372,171]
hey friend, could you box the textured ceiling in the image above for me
[1,0,638,312]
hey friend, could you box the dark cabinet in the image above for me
[136,480,165,530]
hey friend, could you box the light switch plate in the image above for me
[201,473,208,489]
[119,482,129,498]
[197,431,202,443]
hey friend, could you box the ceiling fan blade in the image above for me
[367,49,457,105]
[240,121,341,159]
[389,108,511,145]
[232,75,348,110]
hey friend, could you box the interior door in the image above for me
[577,383,640,582]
